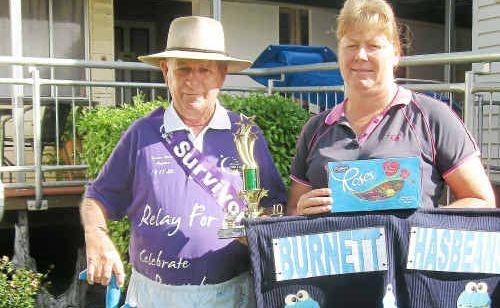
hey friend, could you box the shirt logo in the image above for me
[151,155,174,175]
[384,133,401,142]
[218,155,241,175]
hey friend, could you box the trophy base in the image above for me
[218,226,246,239]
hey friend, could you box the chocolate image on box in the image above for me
[353,179,405,201]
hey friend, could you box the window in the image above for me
[279,7,309,45]
[0,0,86,96]
[114,21,156,103]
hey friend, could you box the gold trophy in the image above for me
[218,116,283,239]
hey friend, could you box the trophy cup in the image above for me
[218,116,283,239]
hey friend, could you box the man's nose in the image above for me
[185,70,202,85]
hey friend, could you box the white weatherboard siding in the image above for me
[400,19,471,82]
[194,0,278,87]
[474,0,500,72]
[309,7,338,52]
[473,0,500,182]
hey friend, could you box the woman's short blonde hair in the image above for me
[337,0,401,56]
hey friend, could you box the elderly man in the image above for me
[80,16,286,307]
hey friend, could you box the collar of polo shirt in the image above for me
[324,86,413,126]
[163,100,231,133]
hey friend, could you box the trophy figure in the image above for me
[218,116,283,239]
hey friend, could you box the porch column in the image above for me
[9,0,25,181]
[87,0,115,106]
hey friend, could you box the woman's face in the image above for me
[338,29,399,95]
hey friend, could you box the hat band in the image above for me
[166,47,228,56]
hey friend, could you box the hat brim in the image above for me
[138,50,252,73]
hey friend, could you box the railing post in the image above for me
[267,73,285,96]
[28,67,47,211]
[463,71,474,134]
[267,79,273,96]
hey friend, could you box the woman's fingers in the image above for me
[297,188,333,215]
[303,188,331,198]
[303,205,331,215]
[302,196,333,207]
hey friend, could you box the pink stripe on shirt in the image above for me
[442,151,480,178]
[290,175,312,187]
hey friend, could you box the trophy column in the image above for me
[218,116,282,239]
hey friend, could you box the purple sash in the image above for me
[159,126,245,214]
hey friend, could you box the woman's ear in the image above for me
[392,54,401,71]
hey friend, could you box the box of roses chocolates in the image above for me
[328,157,421,212]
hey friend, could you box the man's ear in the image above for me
[217,63,228,86]
[160,60,169,82]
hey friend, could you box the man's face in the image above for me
[160,59,227,117]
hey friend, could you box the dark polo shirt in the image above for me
[291,86,479,207]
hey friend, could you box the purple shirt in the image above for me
[85,106,286,285]
[291,86,479,207]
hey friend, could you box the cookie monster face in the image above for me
[284,290,320,308]
[457,282,491,308]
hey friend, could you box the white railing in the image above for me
[0,50,499,216]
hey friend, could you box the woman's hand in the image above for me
[287,181,333,216]
[296,188,333,216]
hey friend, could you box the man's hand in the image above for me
[80,198,125,287]
[237,236,248,246]
[84,228,125,287]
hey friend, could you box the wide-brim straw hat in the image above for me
[138,16,252,73]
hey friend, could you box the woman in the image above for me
[287,0,495,215]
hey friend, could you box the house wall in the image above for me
[309,7,338,52]
[402,19,472,82]
[193,0,279,87]
[473,0,500,186]
[88,0,115,105]
[473,0,500,76]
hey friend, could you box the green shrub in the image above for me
[0,256,45,308]
[78,95,168,178]
[77,93,310,288]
